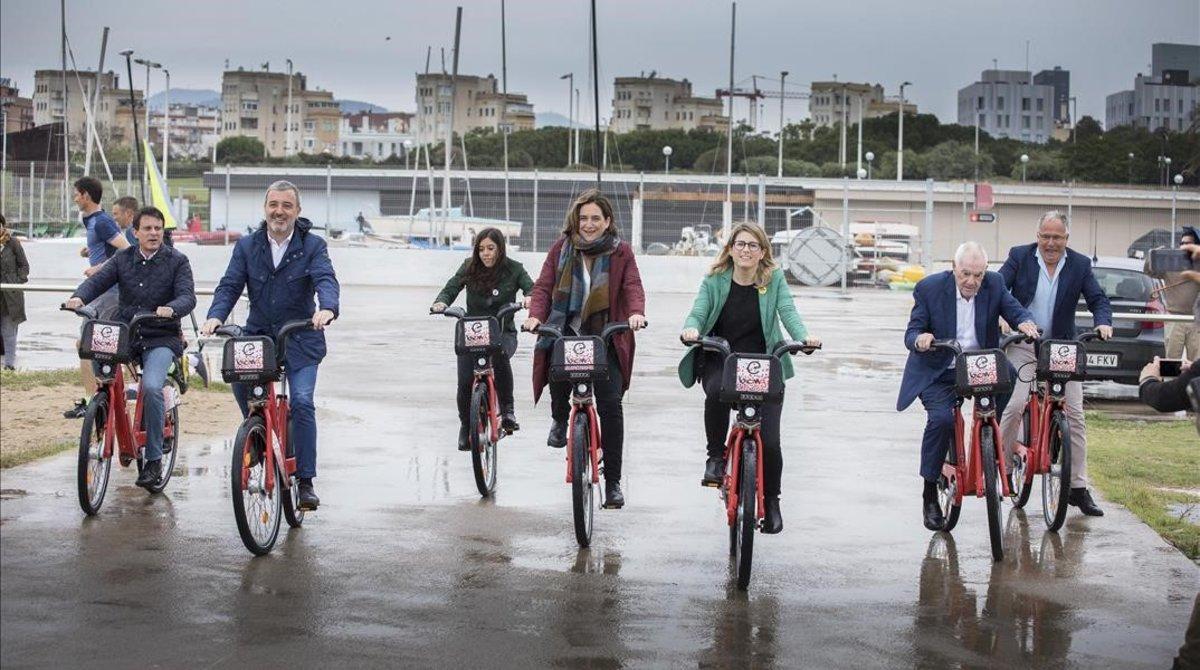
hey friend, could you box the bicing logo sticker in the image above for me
[565,339,595,367]
[235,341,265,371]
[966,353,999,386]
[91,325,120,354]
[463,319,491,348]
[735,358,771,393]
[1049,344,1078,373]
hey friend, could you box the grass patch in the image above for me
[0,368,79,391]
[1086,411,1200,559]
[0,440,75,469]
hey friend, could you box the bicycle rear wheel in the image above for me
[281,418,305,528]
[981,425,1005,562]
[77,394,113,516]
[469,382,498,497]
[1042,411,1072,531]
[1011,403,1034,508]
[231,415,282,556]
[571,413,595,548]
[733,440,757,591]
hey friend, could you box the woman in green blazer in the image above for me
[679,222,820,534]
[432,228,534,449]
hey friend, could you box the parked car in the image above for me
[1075,256,1166,384]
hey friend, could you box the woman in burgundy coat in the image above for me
[523,189,647,509]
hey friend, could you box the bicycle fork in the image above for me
[565,400,601,486]
[723,423,765,526]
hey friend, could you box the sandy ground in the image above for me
[0,379,242,466]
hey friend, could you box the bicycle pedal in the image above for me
[700,479,721,488]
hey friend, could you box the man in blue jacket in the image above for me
[202,181,340,511]
[66,207,197,488]
[898,242,1038,530]
[998,211,1113,517]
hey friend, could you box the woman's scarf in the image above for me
[545,232,618,340]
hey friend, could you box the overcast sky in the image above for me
[2,0,1197,130]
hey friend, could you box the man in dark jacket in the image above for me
[997,211,1113,517]
[202,181,340,511]
[66,207,196,488]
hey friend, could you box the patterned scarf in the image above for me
[546,232,618,341]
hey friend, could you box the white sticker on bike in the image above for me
[1049,343,1078,373]
[965,353,999,387]
[90,325,120,354]
[463,319,491,348]
[735,358,771,393]
[234,341,264,371]
[565,339,595,367]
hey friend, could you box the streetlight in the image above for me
[403,139,414,170]
[1069,96,1077,144]
[1020,153,1029,182]
[865,151,874,179]
[1127,152,1135,184]
[120,49,146,203]
[897,81,911,181]
[1,102,9,208]
[777,70,788,178]
[856,167,867,180]
[285,59,294,158]
[1158,155,1173,186]
[662,145,673,174]
[560,73,573,166]
[132,57,161,146]
[1172,173,1183,240]
[162,68,170,182]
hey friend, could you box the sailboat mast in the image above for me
[61,0,69,219]
[443,6,462,235]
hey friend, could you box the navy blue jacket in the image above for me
[207,218,340,369]
[73,245,197,356]
[897,270,1033,411]
[997,244,1112,340]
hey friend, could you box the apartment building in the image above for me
[610,73,726,133]
[221,68,340,157]
[414,73,536,144]
[957,70,1056,143]
[31,69,143,146]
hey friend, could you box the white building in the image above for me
[339,112,415,160]
[957,70,1056,143]
[1105,43,1199,132]
[148,104,221,158]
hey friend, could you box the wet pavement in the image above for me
[1,287,1196,668]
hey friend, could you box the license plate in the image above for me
[1087,353,1119,368]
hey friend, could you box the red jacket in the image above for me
[529,237,646,402]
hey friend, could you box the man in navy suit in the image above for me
[998,211,1112,517]
[898,242,1038,530]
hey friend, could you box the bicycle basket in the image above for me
[1037,340,1087,382]
[454,317,501,355]
[221,336,280,384]
[719,353,784,404]
[79,320,132,363]
[549,336,608,382]
[955,349,1013,397]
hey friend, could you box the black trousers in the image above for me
[457,333,517,425]
[549,345,625,482]
[701,354,784,498]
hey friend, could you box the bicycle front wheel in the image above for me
[571,413,595,548]
[469,382,498,497]
[981,425,1005,562]
[77,394,113,515]
[230,415,282,556]
[734,440,757,591]
[1042,411,1072,531]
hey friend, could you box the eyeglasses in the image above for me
[732,241,762,251]
[1037,233,1068,243]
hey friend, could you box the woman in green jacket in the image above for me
[679,222,820,534]
[433,228,534,450]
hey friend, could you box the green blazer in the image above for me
[678,267,809,387]
[435,257,534,332]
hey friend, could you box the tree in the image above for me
[1074,116,1104,143]
[740,156,821,177]
[1009,150,1065,182]
[922,141,993,180]
[216,136,265,164]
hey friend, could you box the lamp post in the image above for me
[897,81,911,181]
[120,49,146,203]
[285,59,294,157]
[403,139,413,170]
[856,167,867,180]
[777,70,787,178]
[162,68,170,182]
[1020,153,1029,182]
[865,150,874,179]
[132,57,161,145]
[1127,152,1135,184]
[560,72,573,166]
[1158,155,1172,186]
[1,103,8,208]
[1069,96,1077,144]
[662,145,672,174]
[1172,173,1183,240]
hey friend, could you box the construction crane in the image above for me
[716,75,810,131]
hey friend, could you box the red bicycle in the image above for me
[1008,332,1098,530]
[214,319,313,556]
[684,336,819,590]
[66,306,184,515]
[930,332,1026,562]
[434,302,523,496]
[531,320,640,548]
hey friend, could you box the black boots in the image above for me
[298,478,320,511]
[702,456,724,487]
[604,479,625,509]
[547,420,567,448]
[1068,488,1104,516]
[135,459,162,489]
[458,424,471,451]
[761,496,783,534]
[922,479,945,530]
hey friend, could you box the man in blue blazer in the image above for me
[998,211,1112,517]
[203,181,341,511]
[898,242,1038,530]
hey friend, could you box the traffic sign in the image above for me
[969,211,996,223]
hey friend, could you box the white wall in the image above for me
[209,189,380,232]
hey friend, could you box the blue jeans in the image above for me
[918,367,1012,482]
[139,346,175,462]
[232,365,319,479]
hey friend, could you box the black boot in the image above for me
[604,479,625,509]
[702,456,724,487]
[547,420,567,448]
[1068,487,1104,516]
[761,496,783,534]
[298,478,320,511]
[500,409,519,434]
[923,480,944,530]
[458,424,471,451]
[63,398,88,419]
[136,459,162,489]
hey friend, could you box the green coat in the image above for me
[435,257,533,332]
[678,267,809,387]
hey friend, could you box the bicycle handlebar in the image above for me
[999,331,1036,349]
[432,302,523,322]
[929,339,963,355]
[62,304,176,339]
[210,318,314,369]
[531,319,645,345]
[682,335,820,361]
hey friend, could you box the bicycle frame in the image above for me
[944,397,1011,505]
[96,363,175,463]
[565,389,603,486]
[723,418,765,526]
[240,378,293,497]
